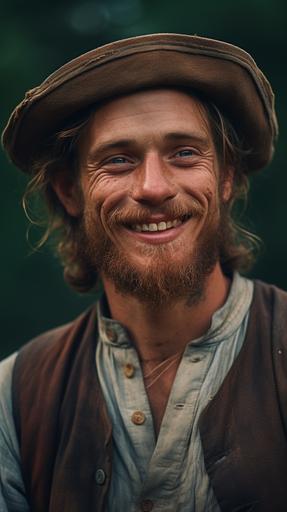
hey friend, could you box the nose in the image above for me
[131,152,177,206]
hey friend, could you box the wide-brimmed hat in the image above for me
[2,33,278,174]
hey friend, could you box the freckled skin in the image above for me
[75,89,228,272]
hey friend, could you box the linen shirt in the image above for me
[96,272,253,512]
[0,273,253,511]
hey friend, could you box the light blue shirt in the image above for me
[0,273,253,511]
[96,272,253,512]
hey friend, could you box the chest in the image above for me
[96,339,228,511]
[142,359,180,437]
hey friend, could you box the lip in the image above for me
[123,218,190,245]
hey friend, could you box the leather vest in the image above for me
[12,280,287,511]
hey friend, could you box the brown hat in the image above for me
[2,33,278,174]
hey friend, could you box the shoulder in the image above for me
[10,305,97,420]
[253,281,287,425]
[16,305,97,365]
[11,305,98,448]
[252,279,287,350]
[254,279,287,298]
[253,279,287,314]
[0,353,18,451]
[0,353,29,511]
[0,353,22,486]
[12,305,98,409]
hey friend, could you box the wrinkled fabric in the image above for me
[96,273,253,512]
[0,273,253,511]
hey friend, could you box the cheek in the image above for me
[184,173,218,208]
[199,173,220,205]
[84,186,131,239]
[82,174,128,213]
[100,189,130,227]
[203,185,216,202]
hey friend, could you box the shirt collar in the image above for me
[97,272,253,348]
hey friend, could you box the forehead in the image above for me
[84,88,212,146]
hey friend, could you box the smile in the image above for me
[129,215,192,233]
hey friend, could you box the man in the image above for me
[0,33,286,512]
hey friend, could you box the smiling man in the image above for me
[58,88,231,309]
[1,34,287,512]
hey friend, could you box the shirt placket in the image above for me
[138,345,215,511]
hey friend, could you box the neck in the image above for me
[102,262,231,362]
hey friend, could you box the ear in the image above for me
[221,167,234,202]
[52,169,82,217]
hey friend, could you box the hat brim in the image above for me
[2,33,277,173]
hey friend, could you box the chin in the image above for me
[102,245,217,307]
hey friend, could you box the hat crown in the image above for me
[2,33,277,174]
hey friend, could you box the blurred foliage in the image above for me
[1,0,287,358]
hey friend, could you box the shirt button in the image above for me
[124,363,135,378]
[141,499,154,511]
[106,328,117,343]
[131,410,146,425]
[94,468,106,485]
[190,355,203,363]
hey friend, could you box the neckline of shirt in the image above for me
[97,272,254,349]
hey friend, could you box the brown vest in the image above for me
[12,281,287,512]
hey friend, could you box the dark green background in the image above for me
[1,0,287,359]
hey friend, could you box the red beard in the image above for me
[76,196,225,306]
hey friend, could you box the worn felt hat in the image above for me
[2,33,278,174]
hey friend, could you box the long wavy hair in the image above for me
[23,91,260,293]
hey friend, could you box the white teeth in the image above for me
[131,218,184,233]
[158,222,167,231]
[148,223,157,231]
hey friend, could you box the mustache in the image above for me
[107,198,205,226]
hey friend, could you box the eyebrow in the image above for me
[87,131,210,161]
[164,132,210,147]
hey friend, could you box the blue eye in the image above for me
[109,156,127,164]
[176,149,194,157]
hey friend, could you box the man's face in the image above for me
[71,89,232,304]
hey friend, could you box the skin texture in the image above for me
[53,89,233,435]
